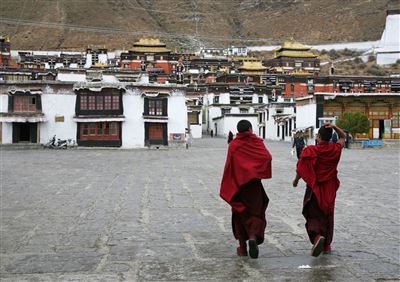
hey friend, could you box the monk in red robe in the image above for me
[292,123,345,257]
[220,120,272,259]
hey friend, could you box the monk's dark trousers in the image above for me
[302,186,334,246]
[231,179,269,245]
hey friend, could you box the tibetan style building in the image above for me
[265,42,320,75]
[203,83,267,137]
[296,92,400,140]
[120,38,179,77]
[238,59,267,76]
[0,69,188,148]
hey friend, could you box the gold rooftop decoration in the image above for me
[275,42,318,58]
[131,38,171,53]
[238,59,267,71]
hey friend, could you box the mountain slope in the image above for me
[0,0,389,51]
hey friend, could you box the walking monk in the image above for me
[292,123,345,257]
[220,120,272,258]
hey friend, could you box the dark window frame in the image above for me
[80,121,120,140]
[76,91,123,115]
[10,94,41,113]
[144,97,168,116]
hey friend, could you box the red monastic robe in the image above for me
[220,131,272,244]
[220,131,272,213]
[296,142,342,214]
[296,142,343,245]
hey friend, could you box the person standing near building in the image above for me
[220,120,272,259]
[292,123,345,257]
[292,131,306,159]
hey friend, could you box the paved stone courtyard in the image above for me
[1,138,399,281]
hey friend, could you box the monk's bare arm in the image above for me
[324,123,345,147]
[332,124,345,147]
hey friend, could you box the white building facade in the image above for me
[0,71,187,148]
[203,85,267,137]
[376,0,400,65]
[259,96,296,141]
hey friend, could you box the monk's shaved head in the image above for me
[237,120,252,133]
[318,126,333,141]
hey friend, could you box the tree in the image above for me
[336,112,370,139]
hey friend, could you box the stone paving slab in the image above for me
[1,138,399,281]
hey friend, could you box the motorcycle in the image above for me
[43,135,71,149]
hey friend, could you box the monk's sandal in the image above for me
[248,239,259,259]
[311,235,325,257]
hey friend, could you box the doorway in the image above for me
[145,122,167,146]
[12,123,38,143]
[379,120,384,139]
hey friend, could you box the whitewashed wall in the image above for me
[1,123,12,144]
[84,54,92,68]
[230,107,240,114]
[1,93,12,142]
[219,93,230,104]
[57,73,86,82]
[190,109,202,138]
[40,89,77,143]
[377,52,400,65]
[206,93,214,105]
[252,94,258,104]
[264,105,295,141]
[190,124,202,138]
[102,75,119,83]
[0,94,8,112]
[168,91,187,139]
[55,63,64,69]
[209,107,222,122]
[296,103,316,129]
[265,110,279,141]
[121,89,187,148]
[214,116,259,137]
[213,118,224,137]
[122,89,144,148]
[377,14,400,65]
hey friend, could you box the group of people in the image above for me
[220,120,345,259]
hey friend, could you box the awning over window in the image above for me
[8,89,43,95]
[0,113,46,122]
[273,114,295,125]
[141,91,170,97]
[73,83,126,92]
[143,116,169,123]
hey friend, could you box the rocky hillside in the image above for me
[0,0,390,51]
